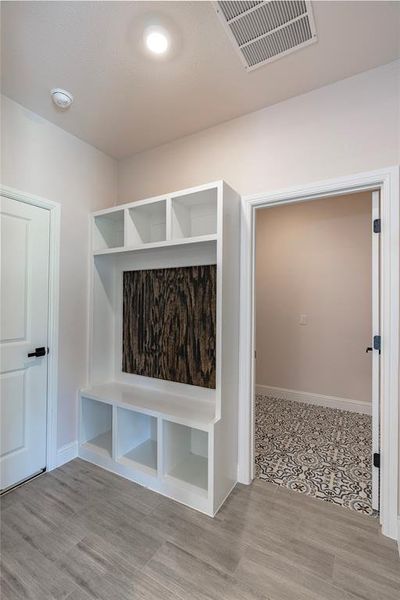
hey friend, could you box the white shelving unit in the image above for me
[79,181,240,516]
[116,408,157,474]
[164,421,208,493]
[93,210,124,251]
[126,199,167,245]
[171,188,218,239]
[80,397,112,458]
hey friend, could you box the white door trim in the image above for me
[238,166,399,540]
[0,184,61,472]
[371,190,380,512]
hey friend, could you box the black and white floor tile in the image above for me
[255,394,376,516]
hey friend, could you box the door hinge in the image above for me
[373,218,381,233]
[373,335,381,353]
[373,453,380,469]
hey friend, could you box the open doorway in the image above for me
[254,191,380,516]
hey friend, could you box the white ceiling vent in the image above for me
[214,1,317,71]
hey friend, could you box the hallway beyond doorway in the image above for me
[255,394,374,516]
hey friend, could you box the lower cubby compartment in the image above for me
[79,391,214,514]
[116,407,157,474]
[163,421,208,492]
[81,397,112,457]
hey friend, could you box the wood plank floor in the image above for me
[1,459,399,600]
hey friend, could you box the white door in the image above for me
[371,190,380,511]
[0,196,50,491]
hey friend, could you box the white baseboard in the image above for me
[255,384,372,415]
[55,441,78,468]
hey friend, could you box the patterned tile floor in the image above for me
[255,394,376,516]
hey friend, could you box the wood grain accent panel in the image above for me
[123,266,216,388]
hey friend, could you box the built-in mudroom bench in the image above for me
[79,181,240,516]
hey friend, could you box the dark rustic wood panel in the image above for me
[122,265,216,388]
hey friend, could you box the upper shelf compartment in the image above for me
[92,182,221,255]
[94,210,124,251]
[126,199,167,246]
[171,188,218,240]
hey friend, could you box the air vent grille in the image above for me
[219,1,263,21]
[215,0,317,71]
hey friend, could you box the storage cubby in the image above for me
[93,210,124,251]
[164,421,208,492]
[171,188,218,239]
[82,181,240,516]
[81,397,112,457]
[116,408,157,474]
[126,200,167,245]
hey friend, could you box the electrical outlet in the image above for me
[299,314,308,325]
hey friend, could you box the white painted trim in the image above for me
[0,185,61,471]
[56,441,78,468]
[397,516,400,557]
[239,166,399,540]
[255,385,371,415]
[371,191,380,511]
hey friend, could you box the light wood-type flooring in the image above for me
[1,459,399,600]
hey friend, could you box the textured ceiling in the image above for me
[1,1,399,158]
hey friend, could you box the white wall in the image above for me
[255,192,372,404]
[1,95,117,450]
[118,61,400,203]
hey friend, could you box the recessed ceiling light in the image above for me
[145,28,169,55]
[51,88,73,109]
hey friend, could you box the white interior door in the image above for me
[371,191,380,511]
[0,196,50,491]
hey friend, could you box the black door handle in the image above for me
[27,347,47,358]
[366,347,373,353]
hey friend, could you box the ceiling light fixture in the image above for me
[145,27,169,55]
[51,88,73,109]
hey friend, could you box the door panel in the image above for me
[1,371,26,456]
[0,212,29,341]
[0,196,50,490]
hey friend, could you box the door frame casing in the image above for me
[1,184,61,471]
[371,190,380,511]
[238,166,399,539]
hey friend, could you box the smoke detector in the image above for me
[51,88,73,109]
[214,1,317,71]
